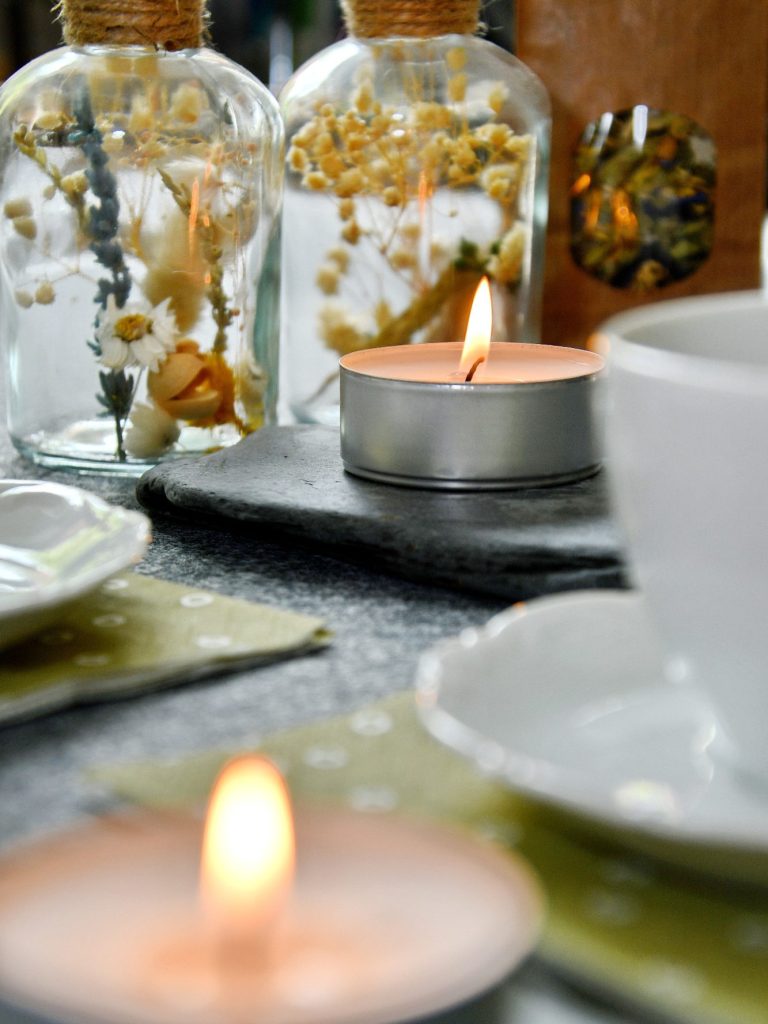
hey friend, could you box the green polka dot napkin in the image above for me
[0,573,328,725]
[94,694,768,1024]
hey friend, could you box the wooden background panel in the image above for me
[515,0,768,346]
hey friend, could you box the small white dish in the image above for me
[416,590,768,855]
[0,480,150,650]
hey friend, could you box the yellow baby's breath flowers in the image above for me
[445,47,467,72]
[487,84,507,115]
[34,281,55,304]
[447,74,467,103]
[287,57,535,355]
[316,263,340,295]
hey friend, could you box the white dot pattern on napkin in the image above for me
[74,653,111,667]
[348,709,393,736]
[583,888,641,926]
[599,858,655,887]
[195,635,232,650]
[101,578,130,592]
[302,746,349,770]
[347,785,399,813]
[180,593,214,608]
[41,629,75,645]
[639,961,706,1005]
[92,614,127,628]
[729,916,768,954]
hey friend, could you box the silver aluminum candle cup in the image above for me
[340,343,605,490]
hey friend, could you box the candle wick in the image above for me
[464,358,484,382]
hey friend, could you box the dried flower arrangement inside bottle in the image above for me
[0,0,282,470]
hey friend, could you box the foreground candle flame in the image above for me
[200,756,295,944]
[460,278,492,381]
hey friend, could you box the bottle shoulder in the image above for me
[281,34,549,131]
[0,45,282,141]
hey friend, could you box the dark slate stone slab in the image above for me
[137,426,625,600]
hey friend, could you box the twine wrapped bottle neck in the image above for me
[341,0,480,39]
[57,0,206,50]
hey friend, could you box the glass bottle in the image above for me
[0,0,283,472]
[280,0,550,425]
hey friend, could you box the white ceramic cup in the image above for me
[600,290,768,783]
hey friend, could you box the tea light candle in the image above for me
[0,757,542,1024]
[340,280,604,490]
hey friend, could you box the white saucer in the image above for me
[416,590,768,854]
[0,480,150,650]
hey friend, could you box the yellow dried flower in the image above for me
[430,240,448,261]
[143,213,206,333]
[481,164,521,204]
[34,281,55,304]
[504,136,531,159]
[35,111,67,131]
[345,132,369,152]
[412,102,451,131]
[128,95,153,134]
[391,249,416,269]
[445,47,467,72]
[318,302,368,355]
[456,140,476,169]
[475,122,513,149]
[60,171,88,199]
[288,146,308,171]
[304,171,330,191]
[328,246,350,271]
[400,222,421,243]
[42,184,56,200]
[101,132,125,156]
[374,300,393,330]
[13,216,37,240]
[4,198,31,219]
[313,132,334,156]
[447,73,467,103]
[488,224,526,285]
[368,159,391,184]
[336,168,364,198]
[316,263,340,295]
[14,289,33,308]
[320,152,346,177]
[353,82,374,114]
[170,82,205,123]
[487,84,508,115]
[319,103,335,117]
[338,198,355,221]
[292,123,318,148]
[341,220,361,244]
[383,186,402,207]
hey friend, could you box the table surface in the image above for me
[0,404,637,1024]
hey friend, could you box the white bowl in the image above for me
[0,480,151,650]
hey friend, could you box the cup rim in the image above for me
[598,290,768,392]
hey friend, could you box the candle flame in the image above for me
[200,756,295,941]
[460,278,492,379]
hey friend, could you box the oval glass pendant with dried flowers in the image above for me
[0,0,283,471]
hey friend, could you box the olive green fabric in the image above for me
[0,572,328,724]
[95,693,768,1024]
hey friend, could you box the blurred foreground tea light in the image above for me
[340,279,604,490]
[0,756,542,1024]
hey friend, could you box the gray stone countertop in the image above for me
[0,408,636,1024]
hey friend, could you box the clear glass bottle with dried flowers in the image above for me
[0,0,283,471]
[280,0,550,424]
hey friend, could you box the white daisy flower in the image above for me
[124,403,181,459]
[97,296,178,373]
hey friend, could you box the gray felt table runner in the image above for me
[137,426,625,600]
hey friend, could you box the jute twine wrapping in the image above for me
[341,0,480,38]
[56,0,206,49]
